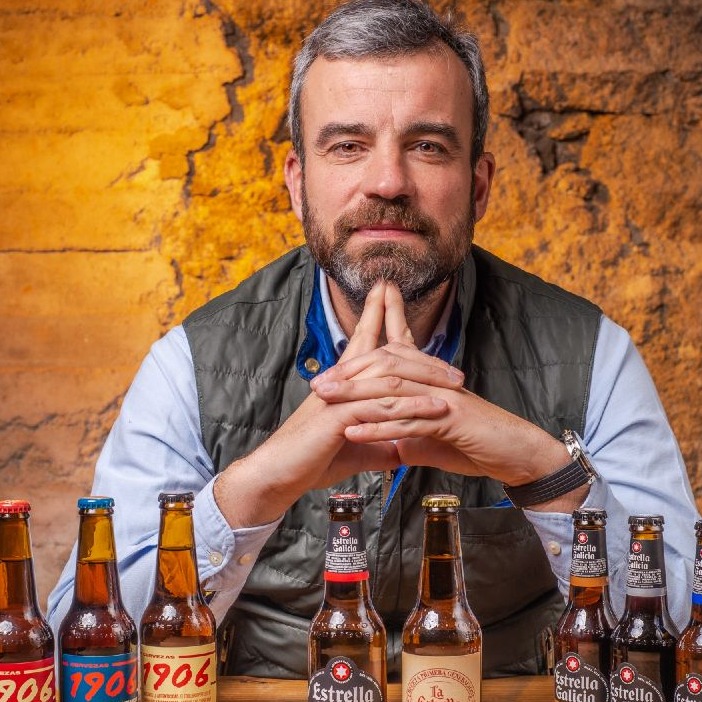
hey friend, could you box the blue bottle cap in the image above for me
[77,496,115,510]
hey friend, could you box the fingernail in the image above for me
[432,397,447,407]
[448,367,464,383]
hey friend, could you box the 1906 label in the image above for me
[0,658,55,702]
[141,644,216,702]
[60,653,137,702]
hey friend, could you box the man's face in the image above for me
[285,49,493,309]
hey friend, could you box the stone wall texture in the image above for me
[1,0,700,607]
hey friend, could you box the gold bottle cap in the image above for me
[422,494,460,509]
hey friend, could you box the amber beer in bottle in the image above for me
[674,520,702,702]
[0,500,55,702]
[554,508,617,702]
[402,494,481,702]
[59,497,137,702]
[308,494,387,702]
[611,515,678,702]
[140,492,217,702]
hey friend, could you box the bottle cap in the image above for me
[628,514,664,528]
[328,493,364,512]
[0,499,31,514]
[77,496,115,510]
[572,508,607,525]
[158,492,194,507]
[422,494,460,509]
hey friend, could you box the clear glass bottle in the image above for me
[140,492,217,702]
[611,515,678,702]
[0,499,55,702]
[308,494,386,702]
[402,494,481,702]
[554,508,617,702]
[59,497,138,702]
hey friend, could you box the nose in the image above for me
[360,147,416,201]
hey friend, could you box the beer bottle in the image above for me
[58,497,138,702]
[308,494,386,702]
[674,519,702,702]
[140,492,217,702]
[554,508,617,702]
[402,494,481,702]
[611,515,678,702]
[0,500,55,702]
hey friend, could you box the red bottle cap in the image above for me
[0,499,31,514]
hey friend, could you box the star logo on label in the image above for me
[339,526,351,538]
[566,656,580,672]
[620,666,635,684]
[688,676,702,694]
[577,532,588,544]
[332,661,351,682]
[632,541,642,554]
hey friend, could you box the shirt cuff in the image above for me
[193,479,282,623]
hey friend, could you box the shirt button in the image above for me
[547,541,562,556]
[237,553,254,566]
[304,357,321,374]
[208,551,223,566]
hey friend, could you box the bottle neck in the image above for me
[0,516,41,613]
[419,511,467,603]
[153,508,202,601]
[74,512,123,607]
[623,530,670,616]
[568,524,612,605]
[689,535,702,622]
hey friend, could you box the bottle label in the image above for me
[141,644,217,702]
[610,662,664,702]
[570,529,609,586]
[626,538,666,596]
[0,657,55,702]
[325,520,369,582]
[692,544,702,602]
[60,653,137,702]
[675,674,702,701]
[402,652,481,702]
[554,652,608,702]
[308,656,383,702]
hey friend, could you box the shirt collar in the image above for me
[319,269,457,358]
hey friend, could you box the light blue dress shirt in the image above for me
[48,270,700,637]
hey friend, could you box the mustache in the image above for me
[333,200,440,240]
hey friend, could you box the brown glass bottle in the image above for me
[611,515,679,702]
[0,500,56,702]
[308,494,387,702]
[554,509,617,702]
[140,492,217,702]
[58,497,138,702]
[402,494,481,702]
[674,520,702,701]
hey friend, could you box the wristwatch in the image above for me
[502,429,598,508]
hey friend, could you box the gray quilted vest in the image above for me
[183,245,602,679]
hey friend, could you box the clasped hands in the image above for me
[217,281,577,529]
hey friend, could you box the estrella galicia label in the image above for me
[308,656,383,702]
[324,521,369,582]
[675,674,702,701]
[610,662,664,702]
[555,652,609,701]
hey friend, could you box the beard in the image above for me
[303,191,476,314]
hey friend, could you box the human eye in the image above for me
[331,141,363,158]
[414,141,448,157]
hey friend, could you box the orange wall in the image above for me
[1,0,701,607]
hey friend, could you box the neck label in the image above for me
[626,538,666,596]
[570,529,608,585]
[692,546,702,598]
[325,521,369,582]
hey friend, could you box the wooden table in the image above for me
[219,676,553,702]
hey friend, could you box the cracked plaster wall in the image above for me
[1,0,700,607]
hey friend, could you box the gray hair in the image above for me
[289,0,489,168]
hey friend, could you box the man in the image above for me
[48,0,699,679]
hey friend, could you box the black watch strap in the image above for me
[502,430,598,508]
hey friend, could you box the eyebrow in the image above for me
[313,120,463,151]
